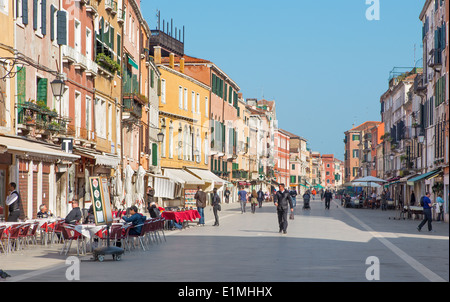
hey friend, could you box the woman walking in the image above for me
[251,189,258,214]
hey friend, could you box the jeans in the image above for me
[213,205,219,225]
[437,205,444,221]
[418,208,433,231]
[198,207,205,225]
[240,201,246,213]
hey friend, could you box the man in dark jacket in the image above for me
[122,205,146,235]
[274,184,294,234]
[6,183,21,222]
[323,190,333,210]
[212,188,221,226]
[194,187,207,226]
[257,188,265,208]
[65,201,82,224]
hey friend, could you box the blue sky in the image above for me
[141,0,425,160]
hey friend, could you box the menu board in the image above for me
[184,189,197,210]
[89,176,113,226]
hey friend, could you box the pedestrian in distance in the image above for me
[274,183,294,234]
[194,186,207,226]
[250,189,258,214]
[303,190,311,210]
[238,187,247,214]
[323,189,333,210]
[381,190,387,211]
[436,193,444,222]
[5,182,21,222]
[212,188,221,226]
[257,188,265,208]
[417,192,434,232]
[224,188,230,204]
[290,188,298,208]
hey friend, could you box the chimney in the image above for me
[169,53,175,69]
[180,57,185,73]
[154,46,162,64]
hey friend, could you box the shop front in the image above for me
[162,168,204,209]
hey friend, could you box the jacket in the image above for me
[122,213,147,234]
[257,190,265,201]
[194,190,207,208]
[274,190,293,210]
[65,207,82,224]
[212,193,221,207]
[324,192,333,201]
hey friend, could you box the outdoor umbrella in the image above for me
[352,176,386,183]
[351,182,381,188]
[113,168,124,210]
[135,165,146,212]
[124,165,134,208]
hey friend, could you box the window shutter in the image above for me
[17,66,26,104]
[50,5,55,40]
[56,10,67,45]
[37,78,48,105]
[152,143,158,166]
[22,0,29,25]
[33,0,38,30]
[41,0,46,35]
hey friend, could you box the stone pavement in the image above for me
[1,199,448,282]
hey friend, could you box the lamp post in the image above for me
[50,76,65,118]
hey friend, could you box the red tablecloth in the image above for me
[161,210,200,223]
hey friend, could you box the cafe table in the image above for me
[161,210,200,228]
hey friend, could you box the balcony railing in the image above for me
[122,98,143,119]
[428,49,442,69]
[105,0,118,14]
[62,45,98,76]
[413,73,426,93]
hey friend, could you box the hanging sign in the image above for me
[89,176,113,225]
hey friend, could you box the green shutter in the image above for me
[41,0,47,35]
[152,143,158,166]
[37,78,48,105]
[17,67,26,104]
[56,10,67,45]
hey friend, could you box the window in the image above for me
[352,167,358,177]
[75,91,81,136]
[292,164,295,170]
[0,0,9,15]
[184,88,188,110]
[352,135,360,141]
[86,28,92,59]
[352,149,359,158]
[74,19,81,52]
[205,96,208,117]
[161,79,166,103]
[191,91,195,113]
[178,86,183,108]
[168,122,173,159]
[196,93,200,114]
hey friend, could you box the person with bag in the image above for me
[250,189,258,214]
[417,192,434,232]
[212,188,221,226]
[274,183,294,234]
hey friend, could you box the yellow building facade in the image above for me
[157,60,210,171]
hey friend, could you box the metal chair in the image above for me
[59,224,85,256]
[0,225,7,254]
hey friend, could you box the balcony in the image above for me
[62,45,98,76]
[150,30,184,57]
[85,0,98,15]
[413,73,426,93]
[122,98,143,120]
[428,49,442,70]
[105,0,118,14]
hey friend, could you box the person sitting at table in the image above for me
[37,204,53,218]
[83,205,95,224]
[148,202,161,218]
[65,201,82,225]
[121,205,147,235]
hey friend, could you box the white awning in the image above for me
[95,154,121,167]
[0,135,80,161]
[148,173,178,199]
[184,168,227,185]
[163,168,205,185]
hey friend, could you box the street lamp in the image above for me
[157,131,164,143]
[50,77,65,99]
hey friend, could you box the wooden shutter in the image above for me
[22,0,29,25]
[37,78,48,105]
[152,143,158,166]
[56,10,67,45]
[41,0,46,35]
[50,5,55,40]
[17,66,26,104]
[33,0,38,30]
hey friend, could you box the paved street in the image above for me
[1,198,448,282]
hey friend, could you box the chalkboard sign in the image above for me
[89,176,113,225]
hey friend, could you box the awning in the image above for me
[127,54,139,69]
[184,168,227,185]
[74,149,120,167]
[163,168,204,186]
[147,173,179,199]
[0,135,80,161]
[407,169,441,186]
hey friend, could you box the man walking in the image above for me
[212,188,221,226]
[274,183,294,234]
[417,192,434,232]
[5,182,21,222]
[257,188,265,208]
[194,187,207,226]
[238,187,247,214]
[323,189,333,210]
